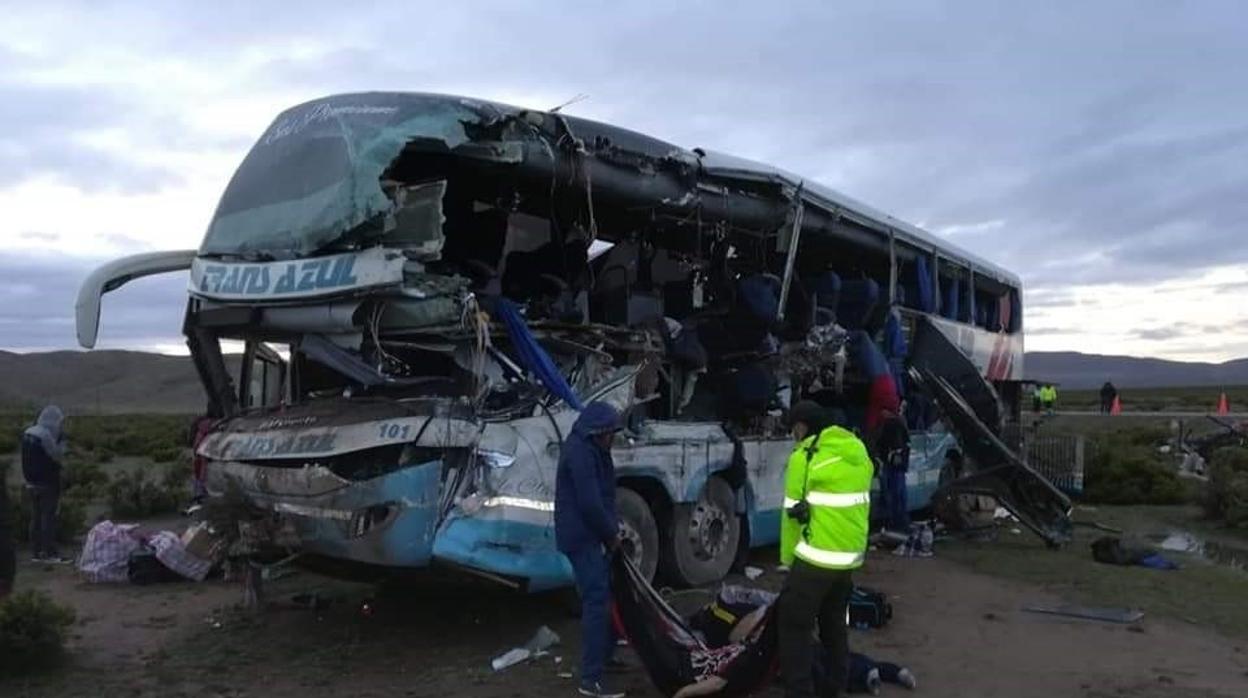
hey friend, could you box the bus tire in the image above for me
[616,487,659,583]
[662,476,741,587]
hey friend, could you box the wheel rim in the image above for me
[686,500,730,560]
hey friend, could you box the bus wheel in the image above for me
[616,487,659,583]
[662,476,740,587]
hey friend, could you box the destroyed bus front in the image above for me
[76,92,1050,587]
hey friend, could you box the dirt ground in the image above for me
[5,530,1247,698]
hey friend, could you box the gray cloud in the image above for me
[3,2,1248,353]
[0,82,184,193]
[0,254,186,350]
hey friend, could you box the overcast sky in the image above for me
[2,2,1247,362]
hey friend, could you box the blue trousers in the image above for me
[883,468,909,532]
[566,547,616,683]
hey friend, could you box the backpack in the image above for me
[848,585,892,629]
[127,548,183,585]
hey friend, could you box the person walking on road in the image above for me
[1099,382,1118,414]
[778,400,874,698]
[555,401,626,698]
[1041,384,1058,415]
[21,406,72,564]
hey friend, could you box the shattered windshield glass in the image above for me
[199,93,506,259]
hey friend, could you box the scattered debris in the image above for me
[743,566,763,580]
[491,626,562,671]
[1022,605,1144,624]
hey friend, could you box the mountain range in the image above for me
[1,348,1246,414]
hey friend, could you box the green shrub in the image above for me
[1204,447,1248,527]
[63,460,111,500]
[0,590,76,676]
[107,469,185,519]
[1084,433,1185,505]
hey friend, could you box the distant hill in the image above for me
[3,348,1246,413]
[1026,352,1248,389]
[0,350,206,414]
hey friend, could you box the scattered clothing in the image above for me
[147,530,213,581]
[78,520,141,583]
[892,523,934,558]
[1090,536,1178,570]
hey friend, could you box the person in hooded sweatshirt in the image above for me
[555,401,626,698]
[21,406,71,563]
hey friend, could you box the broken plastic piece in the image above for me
[491,648,531,671]
[743,566,763,580]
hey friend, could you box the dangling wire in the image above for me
[460,293,491,403]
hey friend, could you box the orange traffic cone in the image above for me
[1217,393,1230,416]
[1110,395,1122,415]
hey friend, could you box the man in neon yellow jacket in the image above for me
[778,400,874,698]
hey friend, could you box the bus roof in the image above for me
[699,150,1021,287]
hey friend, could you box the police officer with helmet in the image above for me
[778,400,874,698]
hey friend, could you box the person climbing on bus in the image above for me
[555,401,627,698]
[779,400,874,698]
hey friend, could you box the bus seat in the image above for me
[837,279,880,330]
[809,271,842,313]
[914,257,936,313]
[942,277,959,320]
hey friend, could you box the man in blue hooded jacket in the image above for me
[21,405,71,563]
[555,401,625,698]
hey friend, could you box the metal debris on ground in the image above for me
[1022,604,1144,624]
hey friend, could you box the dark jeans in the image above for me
[779,560,854,698]
[566,547,616,684]
[28,485,61,558]
[847,653,904,693]
[882,468,909,532]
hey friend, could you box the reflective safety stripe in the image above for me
[794,541,865,568]
[481,496,555,512]
[806,491,870,507]
[810,456,843,471]
[783,497,800,508]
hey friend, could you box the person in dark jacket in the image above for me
[555,401,625,698]
[870,409,911,534]
[21,406,71,563]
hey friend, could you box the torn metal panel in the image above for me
[382,179,447,258]
[197,412,479,461]
[913,366,1072,547]
[206,458,445,568]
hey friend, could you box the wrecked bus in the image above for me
[76,92,1027,590]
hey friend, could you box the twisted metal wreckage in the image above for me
[78,93,1071,591]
